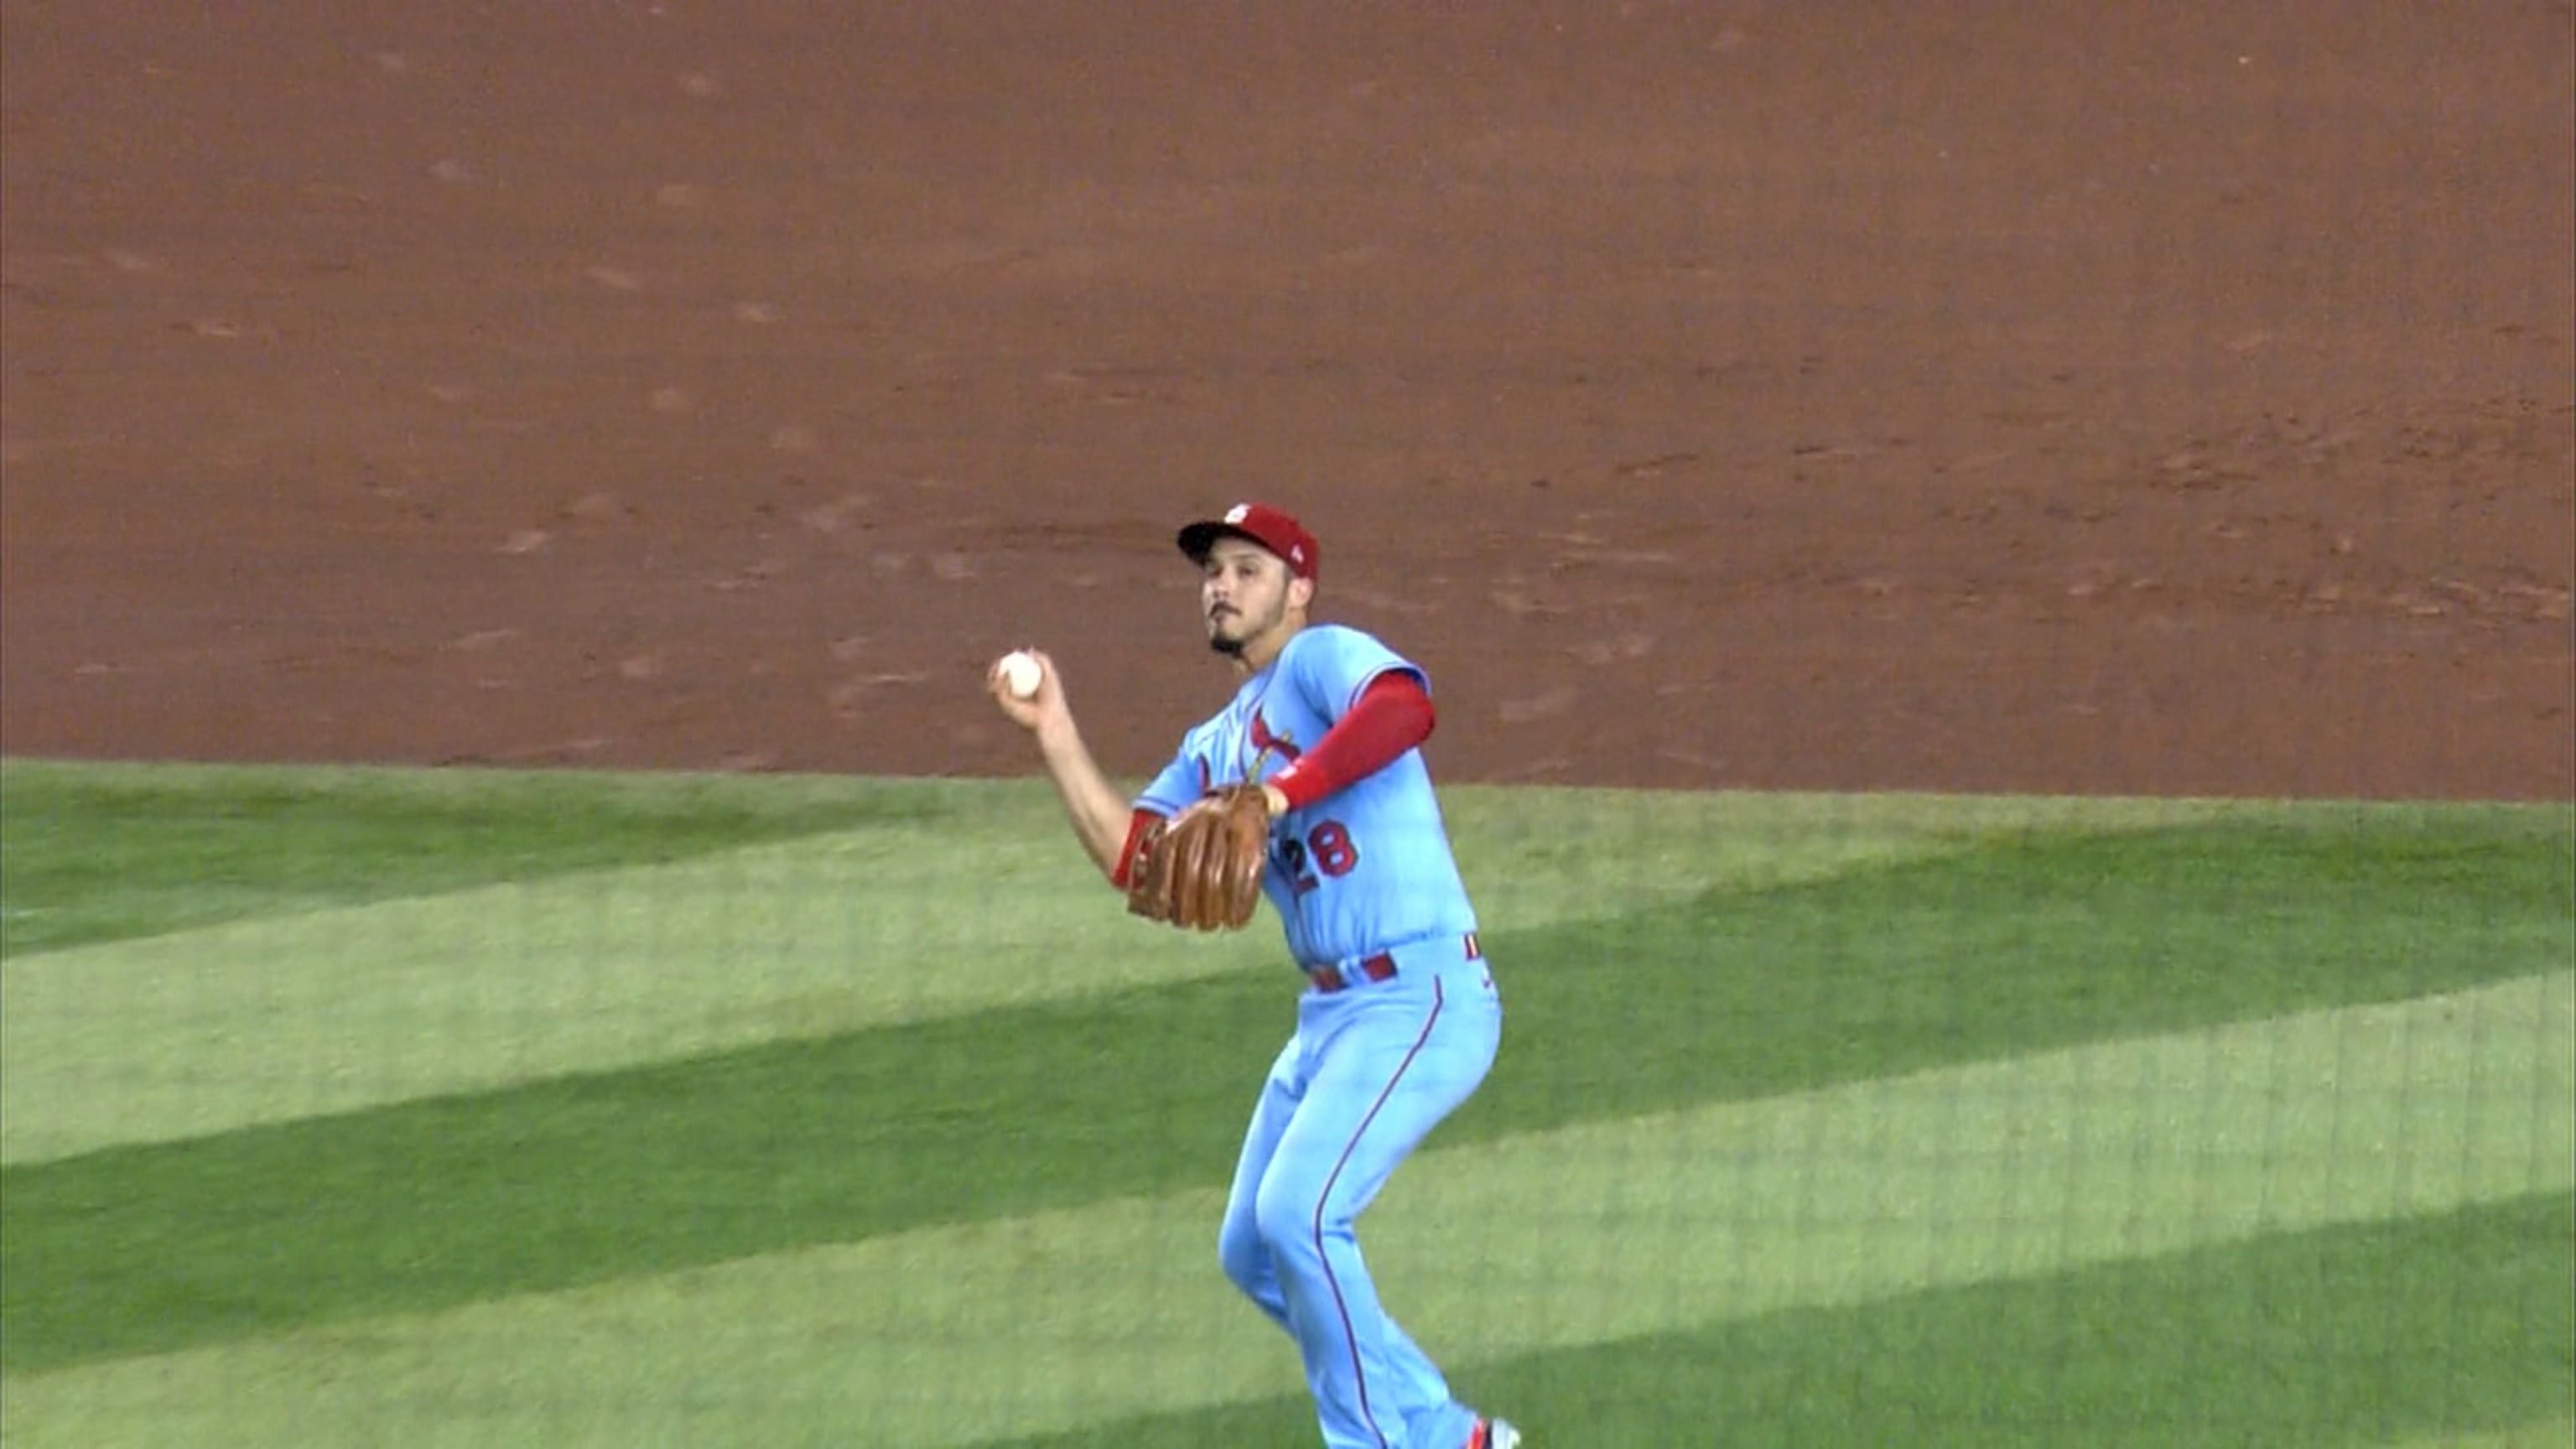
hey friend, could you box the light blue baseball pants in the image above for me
[1217,938,1504,1449]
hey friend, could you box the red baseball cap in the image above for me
[1176,502,1320,580]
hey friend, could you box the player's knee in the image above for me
[1217,1211,1269,1294]
[1250,1173,1327,1261]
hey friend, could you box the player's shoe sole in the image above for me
[1473,1419,1522,1449]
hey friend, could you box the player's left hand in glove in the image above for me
[1127,783,1274,931]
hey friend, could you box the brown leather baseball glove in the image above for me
[1126,784,1272,931]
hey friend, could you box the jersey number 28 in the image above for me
[1278,820,1359,894]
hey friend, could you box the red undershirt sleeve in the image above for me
[1268,672,1436,811]
[1109,808,1162,890]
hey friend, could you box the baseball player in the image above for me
[989,502,1521,1449]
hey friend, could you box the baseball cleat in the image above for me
[1471,1419,1522,1449]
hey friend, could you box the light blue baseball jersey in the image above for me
[1136,624,1478,968]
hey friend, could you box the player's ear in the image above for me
[1287,575,1315,611]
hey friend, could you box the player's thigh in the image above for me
[1268,991,1498,1220]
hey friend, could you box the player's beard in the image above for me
[1207,609,1250,657]
[1206,599,1273,658]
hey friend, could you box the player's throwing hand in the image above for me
[986,647,1062,732]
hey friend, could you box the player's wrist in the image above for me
[1033,712,1085,759]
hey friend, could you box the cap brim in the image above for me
[1176,521,1254,562]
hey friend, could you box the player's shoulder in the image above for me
[1283,621,1404,667]
[1304,621,1390,647]
[1282,623,1430,711]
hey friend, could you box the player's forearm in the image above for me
[1035,716,1133,879]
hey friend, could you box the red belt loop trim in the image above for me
[1306,933,1478,993]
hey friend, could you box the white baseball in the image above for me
[997,650,1042,700]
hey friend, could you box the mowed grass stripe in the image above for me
[989,1195,2575,1449]
[7,977,2564,1449]
[0,759,959,958]
[7,818,2565,1371]
[1,780,2044,1165]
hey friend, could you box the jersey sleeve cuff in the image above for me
[1270,762,1328,812]
[1109,808,1163,889]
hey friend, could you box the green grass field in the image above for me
[2,757,2568,1447]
